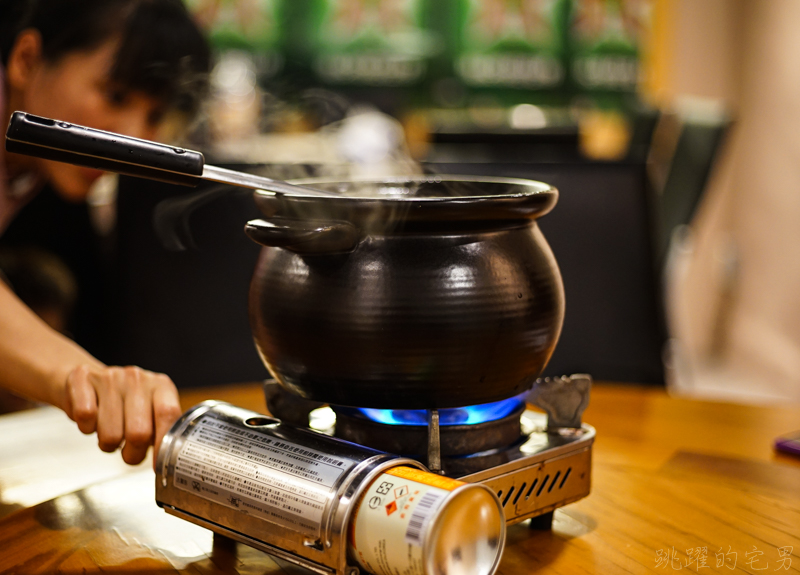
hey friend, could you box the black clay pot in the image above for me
[245,176,564,409]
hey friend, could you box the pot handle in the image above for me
[244,218,359,255]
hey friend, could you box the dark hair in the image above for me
[0,0,211,117]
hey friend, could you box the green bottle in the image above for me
[449,0,571,109]
[186,0,284,82]
[568,0,652,110]
[294,0,443,112]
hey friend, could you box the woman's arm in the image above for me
[0,280,181,467]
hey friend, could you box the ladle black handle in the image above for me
[5,111,204,186]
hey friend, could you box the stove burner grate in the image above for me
[333,403,525,476]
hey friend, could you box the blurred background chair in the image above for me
[649,97,733,270]
[647,98,734,393]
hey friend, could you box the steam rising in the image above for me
[153,184,247,251]
[152,173,543,252]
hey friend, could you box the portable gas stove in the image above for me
[264,374,594,529]
[156,375,594,575]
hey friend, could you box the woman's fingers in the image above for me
[120,367,154,465]
[94,367,126,453]
[64,365,99,435]
[151,376,182,467]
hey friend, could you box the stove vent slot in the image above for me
[536,474,549,497]
[559,468,572,489]
[513,483,526,506]
[548,471,561,493]
[502,487,515,507]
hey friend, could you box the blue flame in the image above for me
[351,394,525,426]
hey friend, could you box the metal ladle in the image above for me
[4,111,343,199]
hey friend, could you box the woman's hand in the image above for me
[62,365,182,468]
[0,282,183,468]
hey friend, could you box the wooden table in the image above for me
[1,383,799,574]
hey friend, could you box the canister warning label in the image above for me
[352,469,452,575]
[173,417,350,537]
